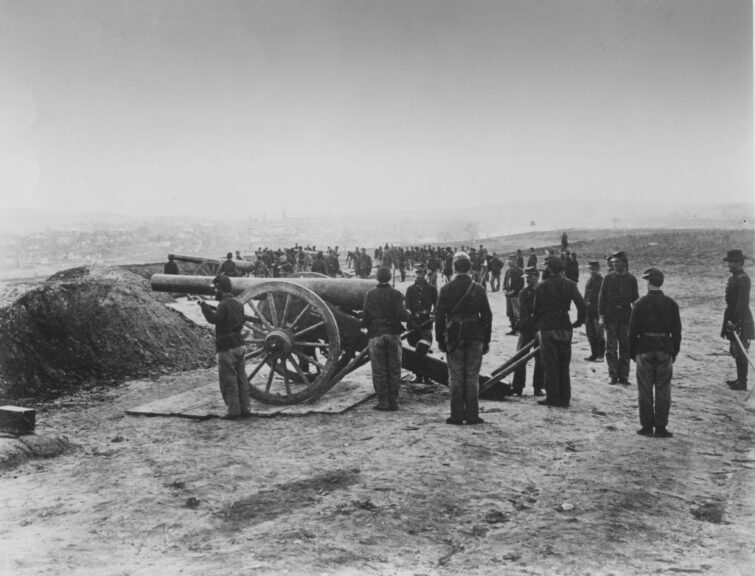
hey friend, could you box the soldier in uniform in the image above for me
[513,266,544,396]
[218,252,239,277]
[629,268,682,438]
[362,267,413,410]
[488,252,504,292]
[164,254,179,275]
[583,261,605,362]
[533,258,586,407]
[598,251,639,385]
[435,252,492,425]
[405,266,438,383]
[503,257,524,335]
[721,250,754,390]
[527,248,538,268]
[198,275,251,419]
[357,247,373,279]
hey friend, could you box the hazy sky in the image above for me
[0,0,752,218]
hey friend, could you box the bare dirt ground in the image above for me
[1,245,754,575]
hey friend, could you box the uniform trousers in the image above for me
[585,312,605,358]
[218,345,251,417]
[513,330,543,391]
[368,334,403,408]
[539,330,572,405]
[636,351,673,428]
[730,337,750,385]
[605,319,631,380]
[447,340,484,422]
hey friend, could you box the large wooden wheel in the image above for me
[194,259,220,276]
[236,281,342,404]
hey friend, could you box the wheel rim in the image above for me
[194,260,220,276]
[236,281,341,404]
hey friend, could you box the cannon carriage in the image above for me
[151,274,537,405]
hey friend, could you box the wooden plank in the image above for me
[126,378,375,419]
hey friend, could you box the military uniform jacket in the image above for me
[362,284,412,338]
[405,280,438,315]
[435,274,492,348]
[628,290,682,359]
[200,295,245,352]
[598,271,639,322]
[721,271,755,339]
[503,266,524,296]
[533,276,586,331]
[584,274,603,316]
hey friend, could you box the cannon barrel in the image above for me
[151,274,377,311]
[168,254,256,275]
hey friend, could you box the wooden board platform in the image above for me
[126,378,376,419]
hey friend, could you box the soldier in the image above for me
[533,258,586,407]
[362,267,413,411]
[565,252,579,283]
[311,251,327,275]
[357,247,373,279]
[435,252,492,425]
[513,266,544,396]
[527,247,538,268]
[164,254,179,275]
[516,249,525,269]
[405,266,438,383]
[198,275,251,419]
[721,250,754,390]
[325,249,341,278]
[598,251,639,385]
[503,257,524,335]
[583,261,605,362]
[488,252,504,292]
[218,252,239,277]
[628,268,682,437]
[427,251,441,288]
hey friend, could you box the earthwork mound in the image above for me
[0,266,215,400]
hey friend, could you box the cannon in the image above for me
[168,254,257,277]
[151,274,535,405]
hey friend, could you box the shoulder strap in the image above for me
[449,280,476,317]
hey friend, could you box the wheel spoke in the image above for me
[265,357,278,393]
[289,303,311,331]
[245,347,267,359]
[247,354,270,381]
[247,299,274,331]
[280,293,292,328]
[266,293,279,326]
[245,338,266,344]
[293,320,326,338]
[282,363,292,395]
[288,353,312,384]
[293,350,325,371]
[296,342,330,350]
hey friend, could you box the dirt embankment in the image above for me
[0,266,215,400]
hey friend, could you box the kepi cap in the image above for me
[588,260,600,268]
[642,268,664,286]
[608,251,628,262]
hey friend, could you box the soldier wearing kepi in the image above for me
[362,267,413,411]
[435,252,492,425]
[405,265,438,383]
[629,268,682,438]
[598,251,639,385]
[513,266,544,396]
[721,250,754,391]
[583,261,605,362]
[198,275,251,420]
